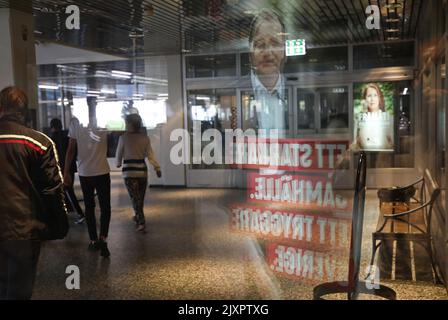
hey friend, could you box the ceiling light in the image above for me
[39,84,59,90]
[100,89,116,95]
[112,70,132,76]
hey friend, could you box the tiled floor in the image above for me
[32,173,447,300]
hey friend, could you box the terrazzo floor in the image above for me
[32,173,447,300]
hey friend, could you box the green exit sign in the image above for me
[285,39,306,56]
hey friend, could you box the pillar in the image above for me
[0,4,38,128]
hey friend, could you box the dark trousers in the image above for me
[65,185,84,217]
[0,240,41,300]
[79,174,111,241]
[63,171,84,217]
[124,177,148,226]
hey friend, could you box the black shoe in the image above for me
[75,216,86,225]
[88,241,99,251]
[99,240,110,258]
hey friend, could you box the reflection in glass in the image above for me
[187,89,237,169]
[186,55,236,78]
[353,42,414,70]
[319,87,349,130]
[297,90,315,130]
[241,89,289,135]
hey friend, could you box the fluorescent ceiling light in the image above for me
[112,70,132,76]
[111,70,132,79]
[196,96,211,101]
[158,94,168,97]
[101,89,116,95]
[112,74,131,79]
[87,90,101,94]
[39,84,59,90]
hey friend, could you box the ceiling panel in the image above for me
[0,0,424,56]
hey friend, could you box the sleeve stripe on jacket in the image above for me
[0,134,49,152]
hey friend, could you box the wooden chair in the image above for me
[368,176,442,284]
[313,153,396,300]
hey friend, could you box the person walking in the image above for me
[0,87,68,299]
[115,114,161,233]
[64,97,111,257]
[49,118,85,224]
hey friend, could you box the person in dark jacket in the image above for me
[50,118,85,224]
[0,87,68,300]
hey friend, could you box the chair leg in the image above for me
[424,239,443,285]
[366,238,381,279]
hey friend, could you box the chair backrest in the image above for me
[423,170,442,232]
[347,152,367,300]
[425,188,441,234]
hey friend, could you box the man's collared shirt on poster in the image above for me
[251,71,287,136]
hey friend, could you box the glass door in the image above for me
[294,85,350,136]
[185,88,241,188]
[436,57,446,189]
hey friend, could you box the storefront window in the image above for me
[296,86,348,133]
[241,88,290,136]
[319,87,349,131]
[241,46,348,76]
[354,42,414,70]
[284,46,348,73]
[187,89,237,169]
[297,89,315,131]
[186,54,236,78]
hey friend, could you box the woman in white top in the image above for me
[115,114,161,232]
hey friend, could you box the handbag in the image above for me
[36,191,69,241]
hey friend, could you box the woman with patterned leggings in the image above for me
[115,114,161,233]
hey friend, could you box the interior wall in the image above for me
[415,0,447,288]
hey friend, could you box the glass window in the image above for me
[241,88,290,136]
[240,53,251,76]
[187,89,237,169]
[297,89,315,130]
[353,42,414,70]
[186,54,236,78]
[284,46,348,73]
[296,86,348,133]
[319,87,349,130]
[241,46,348,76]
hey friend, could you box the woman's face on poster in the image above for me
[251,19,285,78]
[365,87,381,112]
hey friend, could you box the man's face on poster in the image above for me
[251,18,285,78]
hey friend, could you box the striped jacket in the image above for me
[0,115,68,240]
[115,132,161,178]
